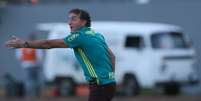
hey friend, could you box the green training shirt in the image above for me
[64,27,115,85]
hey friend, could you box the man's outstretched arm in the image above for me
[5,35,68,49]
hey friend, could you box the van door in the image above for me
[119,35,145,72]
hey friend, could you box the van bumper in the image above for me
[155,79,200,87]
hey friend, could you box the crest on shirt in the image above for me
[68,34,79,42]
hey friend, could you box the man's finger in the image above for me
[6,45,15,49]
[11,35,17,40]
[5,43,16,49]
[5,40,14,44]
[5,43,12,48]
[5,40,15,47]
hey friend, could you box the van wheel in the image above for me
[122,74,140,96]
[163,82,180,95]
[55,77,76,96]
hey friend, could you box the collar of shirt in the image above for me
[70,26,91,34]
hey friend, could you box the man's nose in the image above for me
[68,20,71,25]
[68,19,72,24]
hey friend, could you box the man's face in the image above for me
[68,13,86,32]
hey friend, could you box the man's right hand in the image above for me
[5,35,25,49]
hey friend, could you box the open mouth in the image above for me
[70,26,73,29]
[70,26,74,30]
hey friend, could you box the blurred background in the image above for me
[0,0,201,101]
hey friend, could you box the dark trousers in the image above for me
[88,82,116,101]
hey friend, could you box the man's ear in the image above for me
[81,20,87,26]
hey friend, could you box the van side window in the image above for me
[125,36,144,48]
[151,32,190,49]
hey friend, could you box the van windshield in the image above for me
[151,32,190,49]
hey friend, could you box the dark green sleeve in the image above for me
[97,33,106,41]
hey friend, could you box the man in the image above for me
[5,8,116,101]
[16,34,42,97]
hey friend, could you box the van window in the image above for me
[151,32,190,49]
[125,35,144,48]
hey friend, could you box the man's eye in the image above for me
[68,16,79,21]
[72,18,76,20]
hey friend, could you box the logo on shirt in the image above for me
[109,72,115,80]
[68,34,79,42]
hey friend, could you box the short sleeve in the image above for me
[63,33,83,48]
[97,33,106,42]
[100,34,105,41]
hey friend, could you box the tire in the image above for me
[122,74,140,96]
[163,82,180,95]
[54,77,76,96]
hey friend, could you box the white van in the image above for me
[37,21,199,95]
